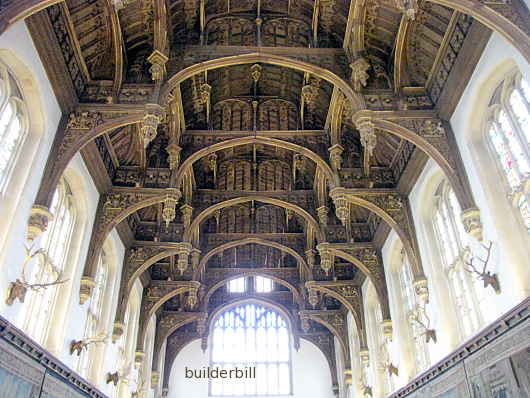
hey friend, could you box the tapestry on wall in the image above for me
[0,339,45,398]
[41,372,90,398]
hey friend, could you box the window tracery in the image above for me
[210,303,291,396]
[486,71,530,233]
[0,62,28,193]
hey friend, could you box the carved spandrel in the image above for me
[300,309,351,367]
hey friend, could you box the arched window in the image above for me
[397,249,430,372]
[0,62,28,193]
[77,250,109,377]
[22,178,76,344]
[432,180,484,338]
[486,71,530,233]
[210,303,292,396]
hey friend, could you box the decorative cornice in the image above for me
[0,315,108,398]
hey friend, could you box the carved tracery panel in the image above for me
[212,100,253,131]
[206,17,256,46]
[257,160,292,191]
[262,18,311,47]
[258,99,299,131]
[217,160,252,190]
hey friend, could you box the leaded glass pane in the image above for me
[210,304,291,396]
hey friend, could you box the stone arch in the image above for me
[202,270,304,310]
[183,196,324,244]
[206,297,298,347]
[161,52,365,112]
[193,237,310,278]
[330,248,390,321]
[174,136,340,189]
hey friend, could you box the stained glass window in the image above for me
[0,63,27,193]
[487,72,530,233]
[210,304,292,396]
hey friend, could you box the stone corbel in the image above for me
[134,350,145,367]
[328,144,344,171]
[151,371,160,386]
[316,242,333,274]
[344,369,353,385]
[27,205,53,242]
[413,278,429,304]
[349,57,370,92]
[140,104,166,148]
[461,207,483,241]
[112,321,125,342]
[147,50,169,82]
[79,277,96,305]
[176,242,193,275]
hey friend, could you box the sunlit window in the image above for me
[227,277,246,293]
[22,178,75,344]
[0,62,27,193]
[77,251,108,377]
[210,304,292,396]
[397,250,430,372]
[433,181,484,338]
[486,72,530,233]
[227,276,275,293]
[255,276,274,293]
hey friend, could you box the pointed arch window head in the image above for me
[0,63,28,193]
[210,303,292,397]
[486,71,530,233]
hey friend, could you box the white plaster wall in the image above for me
[168,339,335,398]
[0,20,62,320]
[0,20,130,395]
[374,32,530,390]
[449,32,530,302]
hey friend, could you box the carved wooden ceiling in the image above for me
[19,0,498,388]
